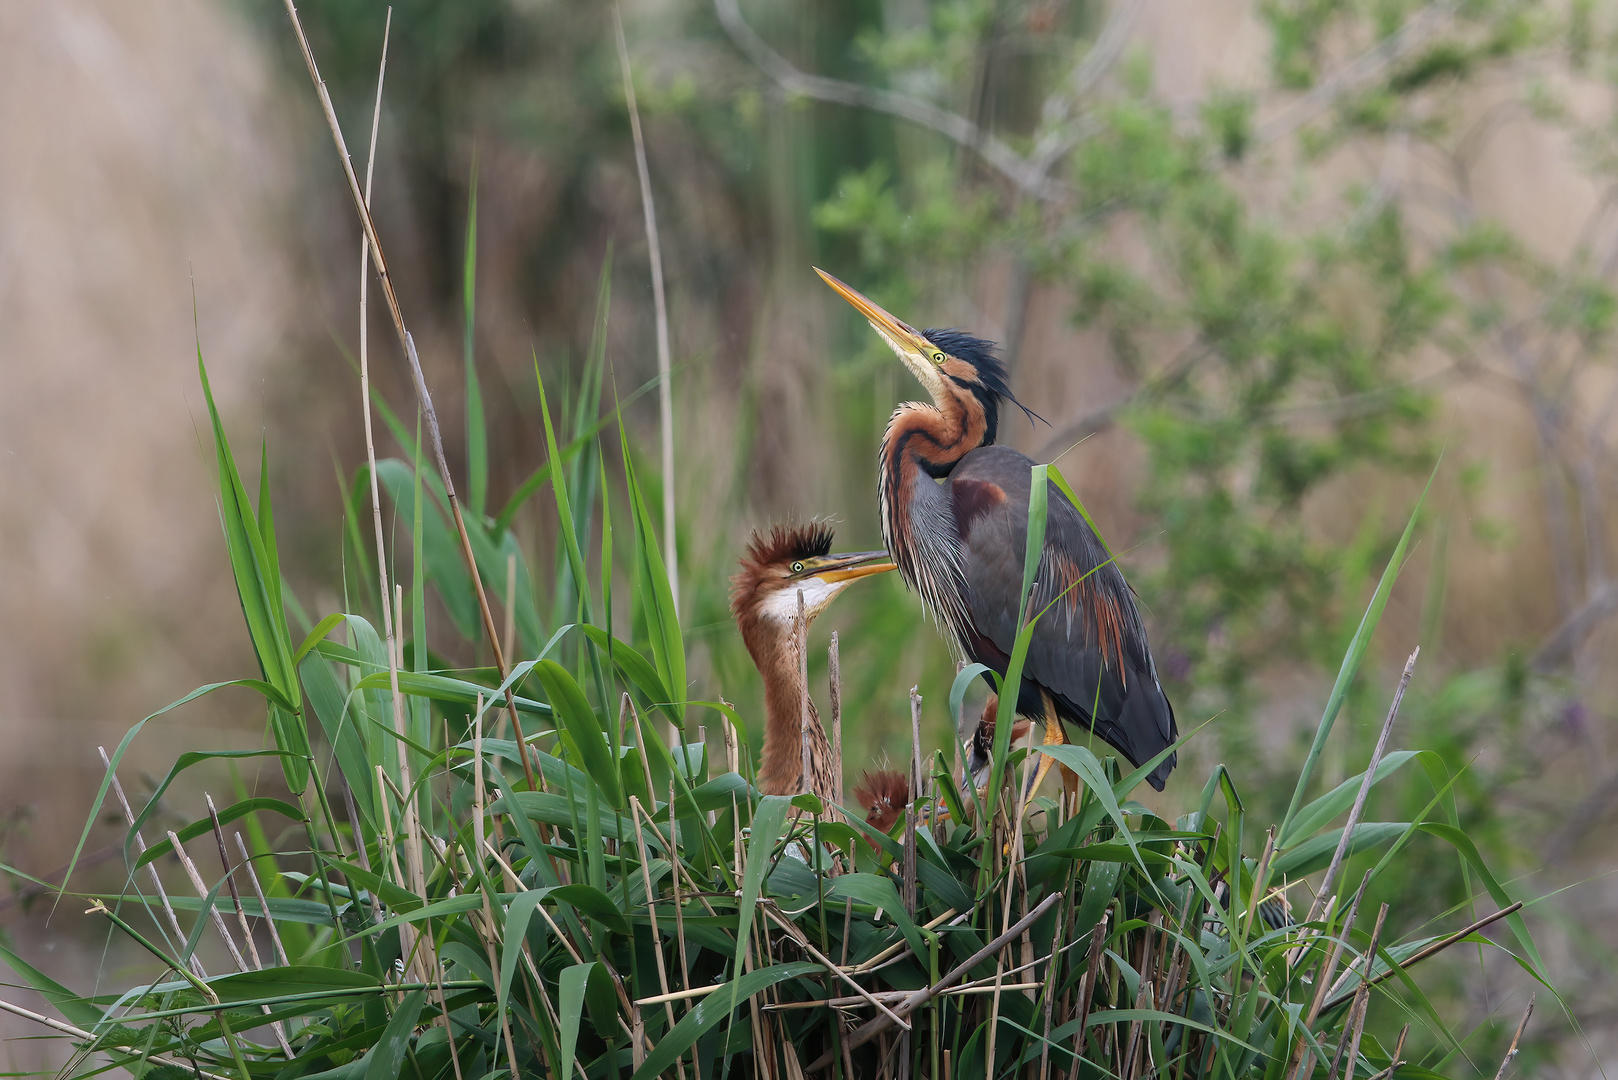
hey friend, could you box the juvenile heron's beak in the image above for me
[797,550,897,585]
[814,268,947,401]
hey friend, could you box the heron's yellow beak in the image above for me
[814,268,947,402]
[798,550,897,585]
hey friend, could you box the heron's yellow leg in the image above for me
[1020,709,1068,799]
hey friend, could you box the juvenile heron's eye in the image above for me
[790,561,805,573]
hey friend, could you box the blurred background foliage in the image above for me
[4,0,1618,1070]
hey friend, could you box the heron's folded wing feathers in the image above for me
[953,446,1178,787]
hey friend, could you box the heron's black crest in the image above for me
[743,522,835,569]
[921,328,1045,434]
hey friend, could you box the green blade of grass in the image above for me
[534,659,624,809]
[375,458,480,642]
[629,961,820,1080]
[199,349,306,795]
[558,961,616,1075]
[981,463,1052,831]
[133,798,308,871]
[364,987,424,1080]
[621,425,685,726]
[0,944,105,1031]
[723,793,792,1034]
[1278,460,1437,847]
[536,370,593,622]
[1284,750,1419,844]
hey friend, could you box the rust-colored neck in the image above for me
[882,391,988,479]
[738,604,834,800]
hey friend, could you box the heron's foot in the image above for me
[1019,712,1075,799]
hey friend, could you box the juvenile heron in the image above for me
[730,522,1011,829]
[817,269,1179,790]
[729,523,894,803]
[855,698,1031,835]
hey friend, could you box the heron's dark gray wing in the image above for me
[951,445,1178,789]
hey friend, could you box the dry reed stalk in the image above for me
[469,704,522,1076]
[722,703,740,775]
[762,983,1052,1011]
[1070,908,1110,1077]
[373,766,409,896]
[634,983,733,1007]
[1286,872,1370,1080]
[281,0,537,792]
[341,14,440,960]
[1303,648,1418,933]
[0,995,234,1080]
[1038,921,1058,1080]
[807,891,1064,1071]
[393,589,428,865]
[669,777,693,994]
[829,633,843,806]
[1005,707,1041,931]
[1326,903,1388,1080]
[629,795,687,1080]
[341,784,373,875]
[345,8,417,843]
[759,903,911,1030]
[203,800,259,971]
[1137,911,1158,1001]
[1247,826,1277,933]
[1493,996,1534,1080]
[909,687,924,809]
[612,3,678,617]
[1123,978,1153,1079]
[840,908,962,974]
[233,833,290,967]
[205,797,293,1056]
[902,803,918,918]
[799,590,812,800]
[503,553,519,664]
[98,748,203,979]
[629,696,661,817]
[742,931,772,1080]
[1364,1024,1410,1080]
[1322,900,1524,1010]
[782,1036,809,1080]
[167,830,249,973]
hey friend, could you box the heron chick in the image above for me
[729,523,894,804]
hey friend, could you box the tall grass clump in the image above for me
[0,13,1556,1080]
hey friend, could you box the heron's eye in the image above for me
[932,351,946,365]
[790,561,805,573]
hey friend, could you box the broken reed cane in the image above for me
[281,0,538,792]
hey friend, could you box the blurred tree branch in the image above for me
[713,0,1057,198]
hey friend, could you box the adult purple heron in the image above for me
[816,269,1179,790]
